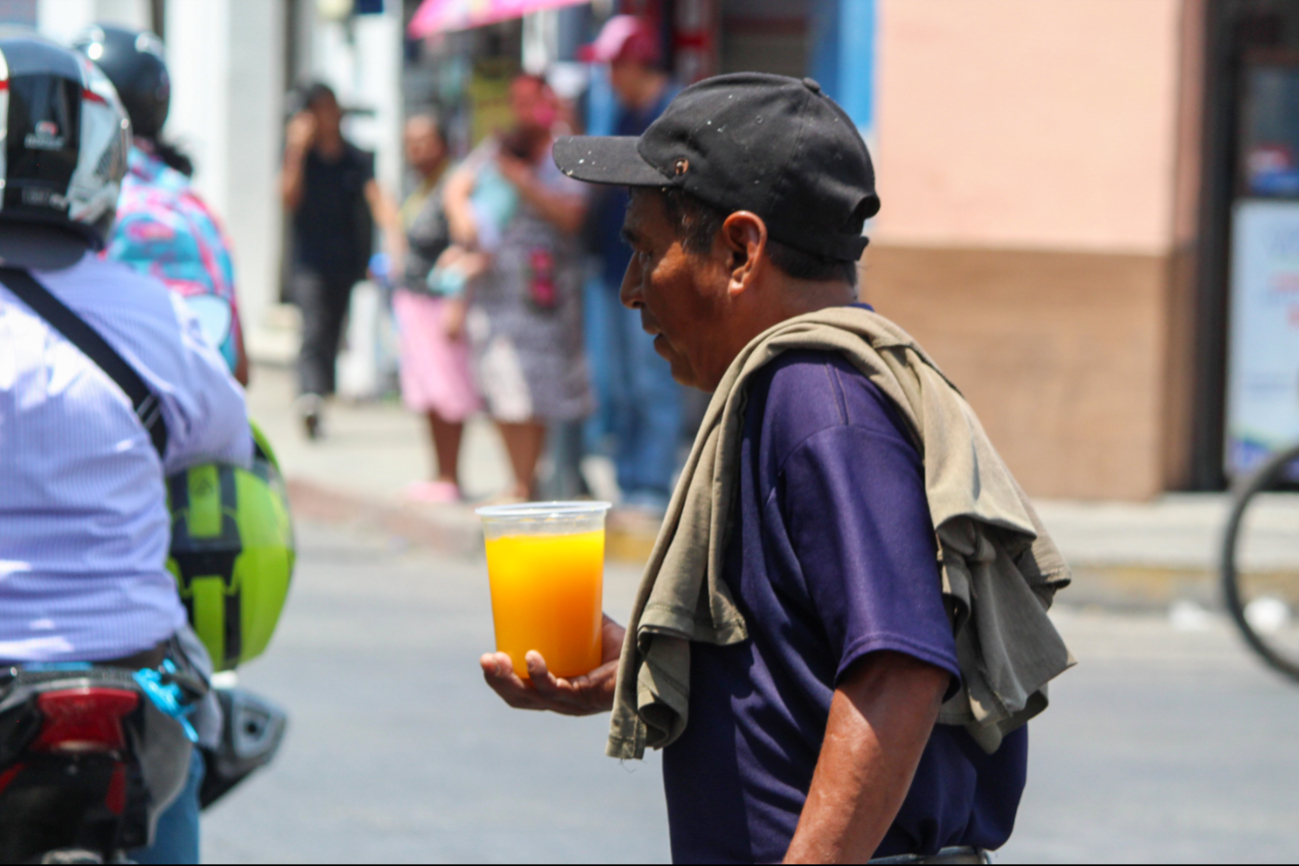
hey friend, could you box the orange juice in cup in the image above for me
[476,502,612,679]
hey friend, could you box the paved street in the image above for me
[203,518,1299,864]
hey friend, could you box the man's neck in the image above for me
[763,278,859,329]
[705,278,859,392]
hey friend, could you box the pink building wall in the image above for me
[862,0,1204,499]
[873,0,1186,255]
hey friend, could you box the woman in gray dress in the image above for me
[443,74,593,500]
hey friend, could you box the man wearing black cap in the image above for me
[482,73,1072,864]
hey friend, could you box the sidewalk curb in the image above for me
[287,478,484,558]
[286,477,1235,612]
[1063,564,1222,613]
[286,477,662,568]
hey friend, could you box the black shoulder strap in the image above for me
[0,267,170,459]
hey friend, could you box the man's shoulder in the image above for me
[747,349,912,461]
[9,257,202,390]
[44,253,161,288]
[41,255,178,327]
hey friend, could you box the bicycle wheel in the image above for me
[1222,443,1299,683]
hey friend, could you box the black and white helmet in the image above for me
[0,31,130,255]
[72,25,170,141]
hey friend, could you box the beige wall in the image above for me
[873,0,1184,254]
[866,0,1202,500]
[863,247,1172,500]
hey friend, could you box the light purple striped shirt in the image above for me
[0,254,251,663]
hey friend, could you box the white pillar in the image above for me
[352,8,402,203]
[165,0,286,350]
[522,10,560,76]
[36,0,150,43]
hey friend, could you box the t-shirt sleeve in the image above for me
[159,292,252,475]
[778,422,961,690]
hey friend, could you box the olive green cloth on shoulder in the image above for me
[606,307,1075,760]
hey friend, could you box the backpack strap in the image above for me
[0,267,170,460]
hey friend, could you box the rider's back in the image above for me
[0,254,250,664]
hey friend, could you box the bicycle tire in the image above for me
[1221,442,1299,683]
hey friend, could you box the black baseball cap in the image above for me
[554,72,879,263]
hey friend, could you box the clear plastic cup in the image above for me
[476,502,612,679]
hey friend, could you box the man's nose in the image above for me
[619,261,643,311]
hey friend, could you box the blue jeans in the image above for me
[131,747,204,864]
[585,280,683,509]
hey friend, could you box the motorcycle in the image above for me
[0,664,285,864]
[198,674,286,810]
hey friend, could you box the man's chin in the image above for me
[656,337,700,390]
[669,367,698,389]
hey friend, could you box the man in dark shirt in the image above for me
[661,347,1024,862]
[280,82,400,438]
[482,74,1030,863]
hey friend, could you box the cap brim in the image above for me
[554,136,670,187]
[0,222,90,271]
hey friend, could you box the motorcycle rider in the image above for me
[73,23,249,386]
[0,33,250,864]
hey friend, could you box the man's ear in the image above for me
[720,211,767,297]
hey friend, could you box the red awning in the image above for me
[409,0,590,37]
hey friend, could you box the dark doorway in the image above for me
[1194,0,1299,488]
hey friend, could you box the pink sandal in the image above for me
[405,480,462,504]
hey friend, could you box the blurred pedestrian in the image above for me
[393,114,481,503]
[82,25,249,388]
[281,82,403,439]
[580,16,682,517]
[443,74,592,501]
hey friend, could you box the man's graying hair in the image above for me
[659,188,859,286]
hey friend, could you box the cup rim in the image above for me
[474,500,613,520]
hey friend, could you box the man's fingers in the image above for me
[482,650,610,716]
[525,652,600,715]
[480,652,523,693]
[481,653,548,710]
[524,651,567,698]
[480,651,513,676]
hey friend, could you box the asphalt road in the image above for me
[203,521,1299,864]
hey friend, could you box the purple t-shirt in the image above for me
[661,348,1028,864]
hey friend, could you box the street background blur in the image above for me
[6,0,1299,861]
[7,0,1295,501]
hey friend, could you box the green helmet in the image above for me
[166,423,295,671]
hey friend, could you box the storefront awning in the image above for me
[408,0,589,37]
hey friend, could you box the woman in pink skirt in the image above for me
[393,115,481,503]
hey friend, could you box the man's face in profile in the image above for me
[619,189,731,391]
